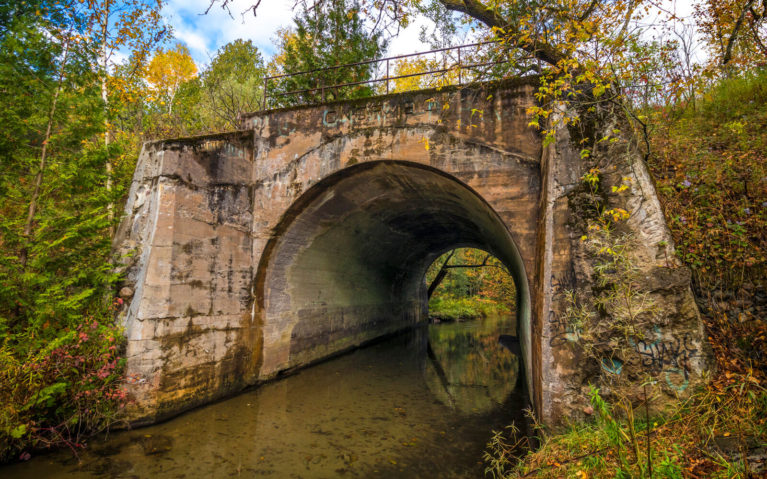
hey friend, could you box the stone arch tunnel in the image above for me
[114,78,708,427]
[255,160,531,382]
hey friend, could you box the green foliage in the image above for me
[428,296,508,322]
[0,1,128,461]
[200,40,266,130]
[0,318,126,462]
[484,424,528,479]
[649,70,767,288]
[139,39,267,138]
[269,0,386,106]
[426,248,516,321]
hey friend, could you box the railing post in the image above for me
[458,47,462,85]
[386,59,390,94]
[262,76,268,110]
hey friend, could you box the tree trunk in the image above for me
[427,251,496,299]
[20,38,71,268]
[722,0,758,67]
[427,250,455,299]
[101,3,114,236]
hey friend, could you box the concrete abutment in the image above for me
[113,79,708,427]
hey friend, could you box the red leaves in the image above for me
[1,318,126,461]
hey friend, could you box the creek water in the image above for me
[3,314,526,479]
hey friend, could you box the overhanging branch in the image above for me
[438,0,565,66]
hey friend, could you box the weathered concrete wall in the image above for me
[113,131,259,422]
[534,107,710,422]
[114,78,709,427]
[244,82,541,384]
[255,161,533,378]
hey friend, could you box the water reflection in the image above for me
[2,314,524,479]
[424,315,519,414]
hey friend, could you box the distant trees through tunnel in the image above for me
[425,248,516,323]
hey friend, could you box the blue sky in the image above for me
[162,0,433,67]
[161,0,699,68]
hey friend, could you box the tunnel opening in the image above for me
[425,247,517,324]
[254,160,532,396]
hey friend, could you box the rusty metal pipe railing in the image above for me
[261,40,505,110]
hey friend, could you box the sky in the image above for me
[162,0,700,69]
[162,0,434,67]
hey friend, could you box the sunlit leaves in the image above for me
[145,43,197,115]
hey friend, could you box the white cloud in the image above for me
[386,16,432,57]
[161,0,438,69]
[162,0,294,67]
[173,26,212,62]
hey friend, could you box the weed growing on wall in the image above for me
[486,114,766,478]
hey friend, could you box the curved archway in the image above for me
[254,160,531,392]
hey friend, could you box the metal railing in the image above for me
[261,40,508,110]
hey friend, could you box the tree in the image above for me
[219,0,653,140]
[390,56,459,93]
[200,39,266,130]
[695,0,767,70]
[80,0,168,228]
[269,0,386,106]
[426,248,514,304]
[146,43,198,115]
[0,0,114,339]
[0,2,132,458]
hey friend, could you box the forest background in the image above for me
[0,0,765,475]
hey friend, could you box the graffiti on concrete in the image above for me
[548,270,579,347]
[630,326,698,392]
[601,358,624,375]
[548,310,582,347]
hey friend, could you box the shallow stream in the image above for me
[4,314,525,478]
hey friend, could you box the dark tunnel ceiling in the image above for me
[263,161,528,311]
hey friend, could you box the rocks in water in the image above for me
[137,434,173,456]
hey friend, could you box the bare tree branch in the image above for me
[427,249,455,299]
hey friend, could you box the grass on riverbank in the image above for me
[428,296,510,322]
[486,308,767,478]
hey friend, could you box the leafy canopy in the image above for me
[201,39,266,129]
[146,43,198,114]
[269,0,387,106]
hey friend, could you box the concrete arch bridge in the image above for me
[114,78,708,426]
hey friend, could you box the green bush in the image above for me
[429,296,509,321]
[0,315,125,462]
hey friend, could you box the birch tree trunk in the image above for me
[101,1,114,236]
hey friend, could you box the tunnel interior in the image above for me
[256,161,530,380]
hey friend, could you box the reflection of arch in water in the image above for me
[255,161,531,396]
[422,314,520,415]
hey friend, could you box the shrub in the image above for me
[0,316,126,462]
[429,296,510,321]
